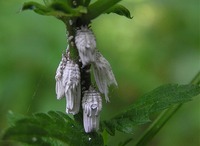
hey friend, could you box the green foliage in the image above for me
[102,84,200,135]
[22,0,131,22]
[1,1,199,146]
[22,1,87,18]
[106,4,132,19]
[22,2,51,15]
[2,84,200,145]
[87,0,123,20]
[82,0,92,7]
[118,138,133,146]
[3,111,104,146]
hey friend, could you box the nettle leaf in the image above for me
[102,84,200,135]
[83,0,92,6]
[106,4,132,19]
[43,0,56,6]
[22,2,52,15]
[49,1,87,15]
[3,111,104,146]
[22,1,87,18]
[7,110,25,126]
[87,0,122,20]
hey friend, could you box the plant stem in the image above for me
[134,71,200,146]
[65,18,78,61]
[64,5,92,124]
[64,19,83,123]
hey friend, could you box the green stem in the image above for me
[64,19,83,123]
[64,18,78,61]
[134,71,200,146]
[64,4,93,123]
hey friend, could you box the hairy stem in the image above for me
[134,71,200,146]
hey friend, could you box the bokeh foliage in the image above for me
[0,0,199,146]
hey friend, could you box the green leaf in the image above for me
[7,110,25,126]
[22,2,52,15]
[118,138,133,146]
[86,0,122,20]
[22,1,87,18]
[3,111,104,146]
[43,0,53,6]
[43,0,59,6]
[103,84,200,135]
[83,0,92,6]
[106,4,132,19]
[49,1,87,15]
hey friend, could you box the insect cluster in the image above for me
[55,26,117,133]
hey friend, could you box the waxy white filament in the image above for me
[93,51,118,102]
[55,54,68,100]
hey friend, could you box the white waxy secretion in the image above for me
[92,51,118,102]
[55,49,81,115]
[55,25,119,133]
[69,19,73,25]
[75,26,96,66]
[62,60,81,115]
[55,53,68,100]
[82,87,102,133]
[68,35,73,41]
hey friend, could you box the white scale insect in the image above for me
[82,87,102,133]
[75,26,96,66]
[55,51,81,115]
[55,25,118,133]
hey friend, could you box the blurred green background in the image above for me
[0,0,199,146]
